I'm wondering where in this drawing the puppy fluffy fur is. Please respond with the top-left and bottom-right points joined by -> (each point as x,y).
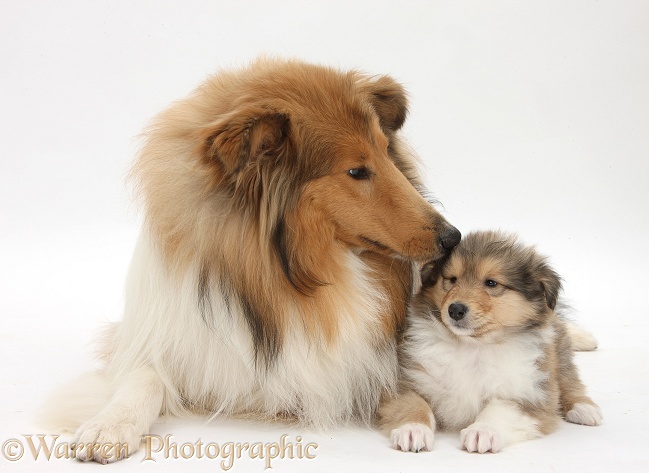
41,58 -> 461,463
379,230 -> 601,454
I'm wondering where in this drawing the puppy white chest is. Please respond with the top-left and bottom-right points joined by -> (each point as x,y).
405,321 -> 551,431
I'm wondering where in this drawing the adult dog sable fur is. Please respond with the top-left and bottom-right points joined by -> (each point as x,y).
42,58 -> 460,462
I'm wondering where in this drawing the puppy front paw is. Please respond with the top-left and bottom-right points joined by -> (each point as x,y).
390,423 -> 434,452
73,417 -> 141,463
460,422 -> 504,453
566,402 -> 603,426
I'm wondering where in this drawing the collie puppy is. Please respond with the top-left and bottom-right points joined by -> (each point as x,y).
379,231 -> 601,454
42,58 -> 461,463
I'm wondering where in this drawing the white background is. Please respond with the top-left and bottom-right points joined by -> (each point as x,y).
1,1 -> 647,472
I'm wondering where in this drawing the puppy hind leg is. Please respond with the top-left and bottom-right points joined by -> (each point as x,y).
460,398 -> 541,454
378,390 -> 435,452
555,322 -> 603,426
559,374 -> 602,426
565,402 -> 603,426
73,366 -> 164,463
557,364 -> 602,426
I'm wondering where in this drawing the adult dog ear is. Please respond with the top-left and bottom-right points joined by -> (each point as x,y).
537,263 -> 562,310
199,110 -> 290,174
365,75 -> 408,132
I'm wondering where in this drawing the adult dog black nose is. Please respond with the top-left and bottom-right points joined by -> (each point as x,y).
439,225 -> 461,250
448,302 -> 468,321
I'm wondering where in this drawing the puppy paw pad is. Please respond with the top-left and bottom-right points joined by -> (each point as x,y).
566,402 -> 603,426
390,423 -> 434,452
460,423 -> 504,453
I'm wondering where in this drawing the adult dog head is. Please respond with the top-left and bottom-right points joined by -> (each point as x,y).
136,59 -> 458,288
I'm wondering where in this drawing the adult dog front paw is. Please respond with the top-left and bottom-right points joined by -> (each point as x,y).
73,416 -> 141,463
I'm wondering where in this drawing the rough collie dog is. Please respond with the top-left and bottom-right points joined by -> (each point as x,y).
42,58 -> 461,462
379,231 -> 601,454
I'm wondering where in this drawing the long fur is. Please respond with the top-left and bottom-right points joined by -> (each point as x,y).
379,231 -> 601,453
40,58 -> 461,463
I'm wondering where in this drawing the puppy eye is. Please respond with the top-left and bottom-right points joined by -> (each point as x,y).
484,279 -> 498,287
347,167 -> 371,180
445,276 -> 457,284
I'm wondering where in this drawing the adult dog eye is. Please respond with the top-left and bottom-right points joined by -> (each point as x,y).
445,277 -> 457,284
347,167 -> 370,180
485,279 -> 498,287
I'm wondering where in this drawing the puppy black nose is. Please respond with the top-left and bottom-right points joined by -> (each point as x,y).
439,225 -> 461,250
448,302 -> 468,321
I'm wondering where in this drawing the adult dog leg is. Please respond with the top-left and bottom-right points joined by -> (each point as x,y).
73,366 -> 163,463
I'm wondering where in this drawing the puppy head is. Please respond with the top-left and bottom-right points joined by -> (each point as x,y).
419,231 -> 561,340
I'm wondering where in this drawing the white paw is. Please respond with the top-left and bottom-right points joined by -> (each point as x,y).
460,422 -> 504,454
390,423 -> 434,452
73,417 -> 141,463
566,402 -> 603,426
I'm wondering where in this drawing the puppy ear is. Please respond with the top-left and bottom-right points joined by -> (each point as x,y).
365,75 -> 408,132
420,256 -> 446,289
537,263 -> 562,310
200,110 -> 290,173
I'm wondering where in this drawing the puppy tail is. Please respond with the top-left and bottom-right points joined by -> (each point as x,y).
565,322 -> 598,351
555,302 -> 598,351
36,370 -> 116,434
